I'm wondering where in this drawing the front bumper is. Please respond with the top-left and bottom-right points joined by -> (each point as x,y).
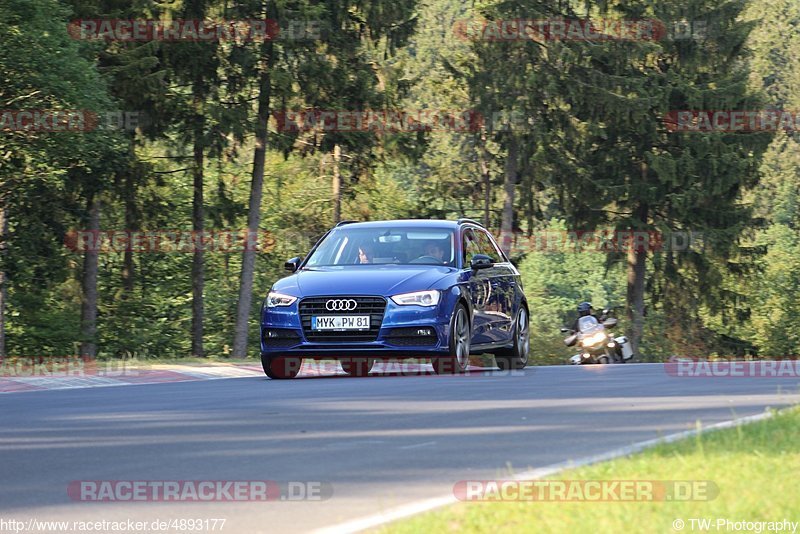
260,296 -> 452,357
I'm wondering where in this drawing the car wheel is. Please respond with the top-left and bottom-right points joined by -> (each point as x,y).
340,358 -> 375,377
261,354 -> 302,379
495,306 -> 530,371
433,304 -> 470,375
598,355 -> 610,365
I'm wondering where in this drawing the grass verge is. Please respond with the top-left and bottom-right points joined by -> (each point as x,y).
384,407 -> 800,533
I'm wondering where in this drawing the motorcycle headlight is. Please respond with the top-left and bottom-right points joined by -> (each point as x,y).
390,290 -> 440,307
581,331 -> 607,347
265,291 -> 297,308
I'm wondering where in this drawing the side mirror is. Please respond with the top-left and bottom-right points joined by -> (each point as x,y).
603,317 -> 618,328
470,254 -> 494,270
560,327 -> 571,333
284,257 -> 302,273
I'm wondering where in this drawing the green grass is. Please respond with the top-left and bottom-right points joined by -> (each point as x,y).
384,408 -> 800,534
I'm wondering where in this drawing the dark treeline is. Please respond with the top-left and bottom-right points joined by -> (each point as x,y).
1,0 -> 799,362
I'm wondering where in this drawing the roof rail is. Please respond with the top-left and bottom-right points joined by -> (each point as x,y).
456,218 -> 484,227
335,220 -> 359,227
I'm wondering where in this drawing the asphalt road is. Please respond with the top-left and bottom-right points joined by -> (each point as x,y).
1,363 -> 798,533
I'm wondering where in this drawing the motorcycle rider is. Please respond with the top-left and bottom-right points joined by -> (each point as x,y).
570,302 -> 623,361
570,301 -> 604,331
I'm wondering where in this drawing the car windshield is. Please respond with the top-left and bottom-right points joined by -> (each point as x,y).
305,227 -> 456,267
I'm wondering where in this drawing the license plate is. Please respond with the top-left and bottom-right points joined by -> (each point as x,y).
311,315 -> 371,331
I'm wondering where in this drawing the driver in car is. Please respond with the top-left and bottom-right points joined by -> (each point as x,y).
420,241 -> 448,264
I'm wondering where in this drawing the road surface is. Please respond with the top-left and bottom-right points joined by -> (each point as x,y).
1,363 -> 798,532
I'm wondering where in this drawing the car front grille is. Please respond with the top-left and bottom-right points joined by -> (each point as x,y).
299,296 -> 387,342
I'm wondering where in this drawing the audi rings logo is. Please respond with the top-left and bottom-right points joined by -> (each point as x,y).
325,299 -> 357,311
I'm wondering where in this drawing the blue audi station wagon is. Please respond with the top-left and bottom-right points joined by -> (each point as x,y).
260,219 -> 530,378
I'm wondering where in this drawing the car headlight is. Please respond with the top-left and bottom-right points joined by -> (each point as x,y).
581,331 -> 607,347
265,291 -> 297,308
390,290 -> 441,307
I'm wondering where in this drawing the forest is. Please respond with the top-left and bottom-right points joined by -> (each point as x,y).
1,0 -> 799,363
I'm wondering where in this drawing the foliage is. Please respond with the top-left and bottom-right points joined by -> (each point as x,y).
516,220 -> 626,363
1,0 -> 798,362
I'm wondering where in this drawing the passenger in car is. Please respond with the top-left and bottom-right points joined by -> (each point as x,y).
358,244 -> 373,264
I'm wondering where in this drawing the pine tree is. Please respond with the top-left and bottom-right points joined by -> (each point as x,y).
231,0 -> 418,358
0,0 -> 125,358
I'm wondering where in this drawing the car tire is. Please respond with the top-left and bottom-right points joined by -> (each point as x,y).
340,358 -> 375,377
598,355 -> 610,365
433,304 -> 471,375
261,354 -> 302,379
495,306 -> 530,371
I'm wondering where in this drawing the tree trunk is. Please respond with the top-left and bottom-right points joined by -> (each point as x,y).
332,144 -> 341,224
232,18 -> 274,358
500,136 -> 518,253
0,203 -> 7,361
80,196 -> 100,358
626,203 -> 648,355
121,171 -> 136,294
477,131 -> 491,228
191,82 -> 205,358
522,153 -> 534,237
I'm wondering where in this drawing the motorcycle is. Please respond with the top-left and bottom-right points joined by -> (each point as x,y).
561,311 -> 633,365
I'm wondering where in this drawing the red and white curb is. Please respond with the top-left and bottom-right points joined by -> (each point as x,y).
0,364 -> 262,394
